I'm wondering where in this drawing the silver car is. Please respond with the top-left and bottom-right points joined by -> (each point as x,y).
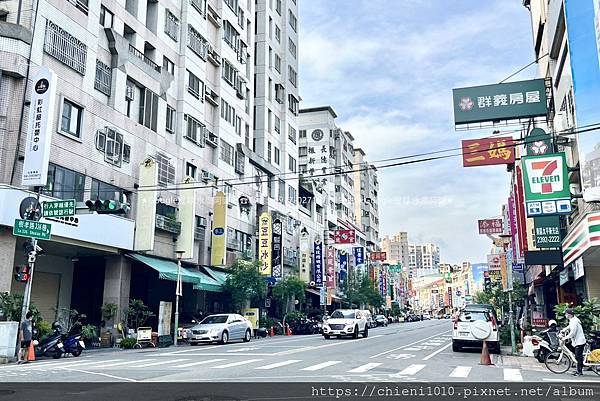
188,314 -> 253,345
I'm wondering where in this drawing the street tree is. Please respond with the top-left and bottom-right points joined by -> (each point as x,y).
342,275 -> 384,310
223,259 -> 267,311
272,275 -> 306,315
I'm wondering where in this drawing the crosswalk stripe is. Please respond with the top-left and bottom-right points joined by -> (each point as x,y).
449,366 -> 472,378
348,363 -> 382,373
174,359 -> 227,368
255,360 -> 302,370
134,359 -> 189,368
503,368 -> 523,382
212,359 -> 263,369
31,359 -> 124,369
92,359 -> 156,369
398,364 -> 426,376
301,361 -> 341,371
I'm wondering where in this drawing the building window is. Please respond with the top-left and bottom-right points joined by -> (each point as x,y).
220,139 -> 234,166
43,163 -> 85,201
288,125 -> 297,144
299,129 -> 306,138
299,146 -> 307,157
275,25 -> 281,43
165,9 -> 180,41
139,88 -> 159,132
188,25 -> 209,59
274,115 -> 281,134
234,150 -> 245,174
299,164 -> 307,173
274,146 -> 280,165
289,10 -> 297,32
288,66 -> 297,87
220,98 -> 236,126
267,141 -> 272,162
223,20 -> 240,52
95,127 -> 129,167
94,60 -> 112,96
156,152 -> 176,187
288,94 -> 299,114
288,155 -> 296,173
162,56 -> 175,75
99,5 -> 114,28
276,0 -> 282,15
191,0 -> 206,15
224,0 -> 239,14
235,116 -> 242,136
186,162 -> 197,179
275,83 -> 284,103
90,179 -> 123,201
222,58 -> 238,86
288,37 -> 296,58
166,105 -> 176,134
184,114 -> 206,146
44,20 -> 87,74
187,70 -> 203,98
274,53 -> 281,73
268,178 -> 275,198
288,185 -> 297,204
60,99 -> 83,139
278,178 -> 285,203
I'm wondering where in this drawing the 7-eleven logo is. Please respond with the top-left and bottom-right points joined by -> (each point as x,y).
529,157 -> 562,194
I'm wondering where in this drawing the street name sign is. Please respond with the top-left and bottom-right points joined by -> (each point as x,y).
13,219 -> 52,240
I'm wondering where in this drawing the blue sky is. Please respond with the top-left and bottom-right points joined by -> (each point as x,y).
298,1 -> 535,264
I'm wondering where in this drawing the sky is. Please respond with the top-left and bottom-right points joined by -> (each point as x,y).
298,0 -> 535,264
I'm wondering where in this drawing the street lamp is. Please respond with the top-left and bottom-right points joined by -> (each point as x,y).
174,250 -> 185,347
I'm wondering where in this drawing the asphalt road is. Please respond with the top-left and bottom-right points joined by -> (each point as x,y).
1,319 -> 600,383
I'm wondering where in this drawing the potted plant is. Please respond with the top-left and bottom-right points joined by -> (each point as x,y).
101,303 -> 118,325
81,324 -> 98,347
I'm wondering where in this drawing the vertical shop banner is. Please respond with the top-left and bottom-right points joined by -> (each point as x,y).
326,246 -> 335,288
565,0 -> 600,201
22,67 -> 57,187
573,257 -> 585,280
134,158 -> 158,251
500,253 -> 509,290
487,254 -> 502,282
176,180 -> 197,259
319,286 -> 326,306
313,240 -> 324,287
353,246 -> 365,278
379,270 -> 385,296
327,288 -> 333,306
271,219 -> 283,281
299,231 -> 311,283
211,192 -> 228,266
515,166 -> 529,260
258,212 -> 272,276
508,194 -> 519,258
448,287 -> 453,308
339,251 -> 348,283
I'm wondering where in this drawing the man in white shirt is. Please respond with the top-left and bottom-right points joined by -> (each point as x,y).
563,308 -> 587,376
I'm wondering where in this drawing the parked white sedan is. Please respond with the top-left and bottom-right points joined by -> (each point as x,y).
188,314 -> 253,345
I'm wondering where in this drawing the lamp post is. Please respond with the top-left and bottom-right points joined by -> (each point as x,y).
174,250 -> 185,347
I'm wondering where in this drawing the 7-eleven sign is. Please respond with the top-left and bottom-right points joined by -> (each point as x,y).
522,153 -> 570,201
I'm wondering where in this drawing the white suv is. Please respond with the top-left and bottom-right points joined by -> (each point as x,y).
322,309 -> 369,339
452,308 -> 500,353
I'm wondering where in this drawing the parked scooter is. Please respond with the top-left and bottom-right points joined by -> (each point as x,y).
33,322 -> 64,359
62,314 -> 86,357
532,320 -> 560,363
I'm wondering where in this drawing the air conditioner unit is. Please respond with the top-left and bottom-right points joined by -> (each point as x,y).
125,86 -> 135,101
201,171 -> 214,182
206,133 -> 218,147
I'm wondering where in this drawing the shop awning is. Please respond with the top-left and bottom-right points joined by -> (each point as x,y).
203,266 -> 229,286
306,288 -> 321,296
127,254 -> 222,292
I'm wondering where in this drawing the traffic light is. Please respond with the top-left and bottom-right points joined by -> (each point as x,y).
14,265 -> 31,283
85,194 -> 130,214
484,277 -> 492,293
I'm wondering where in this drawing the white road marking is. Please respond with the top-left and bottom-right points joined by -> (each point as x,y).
160,345 -> 223,354
212,359 -> 263,369
503,368 -> 523,382
422,343 -> 452,360
398,364 -> 426,376
369,331 -> 451,358
134,358 -> 189,368
301,361 -> 341,371
57,367 -> 137,382
348,363 -> 382,373
92,359 -> 156,369
255,360 -> 302,370
449,366 -> 472,378
29,359 -> 124,369
173,358 -> 226,368
276,335 -> 384,356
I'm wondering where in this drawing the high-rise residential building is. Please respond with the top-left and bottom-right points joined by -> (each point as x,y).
380,232 -> 409,268
354,148 -> 380,252
408,243 -> 440,277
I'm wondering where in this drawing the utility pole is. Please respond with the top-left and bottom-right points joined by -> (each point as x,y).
508,290 -> 517,355
19,187 -> 42,325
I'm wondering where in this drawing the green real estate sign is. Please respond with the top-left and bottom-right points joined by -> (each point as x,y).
42,199 -> 76,218
13,219 -> 52,240
534,216 -> 562,248
452,79 -> 548,125
521,153 -> 572,217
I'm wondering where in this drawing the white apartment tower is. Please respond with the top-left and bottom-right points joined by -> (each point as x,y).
354,148 -> 380,252
381,232 -> 409,268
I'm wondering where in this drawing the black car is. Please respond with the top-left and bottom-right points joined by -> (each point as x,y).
374,315 -> 388,327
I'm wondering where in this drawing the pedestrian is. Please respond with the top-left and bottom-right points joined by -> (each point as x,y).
563,308 -> 586,376
17,311 -> 33,364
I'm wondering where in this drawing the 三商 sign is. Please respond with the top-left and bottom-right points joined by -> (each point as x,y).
522,153 -> 571,217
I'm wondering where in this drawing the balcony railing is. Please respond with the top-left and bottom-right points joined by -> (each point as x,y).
155,214 -> 181,235
128,44 -> 161,73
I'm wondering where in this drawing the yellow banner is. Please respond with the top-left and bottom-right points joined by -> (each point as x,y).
210,191 -> 227,266
500,253 -> 508,290
327,288 -> 333,306
134,158 -> 158,251
258,212 -> 272,276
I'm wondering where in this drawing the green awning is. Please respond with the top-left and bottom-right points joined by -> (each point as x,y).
203,266 -> 229,286
127,254 -> 222,292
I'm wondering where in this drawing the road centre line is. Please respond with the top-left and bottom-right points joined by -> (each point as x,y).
422,343 -> 452,360
275,335 -> 384,356
370,330 -> 451,358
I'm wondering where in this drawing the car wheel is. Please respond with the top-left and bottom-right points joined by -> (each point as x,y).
452,341 -> 461,352
362,326 -> 369,338
323,334 -> 330,339
352,326 -> 359,339
243,329 -> 251,342
220,331 -> 229,345
190,342 -> 198,346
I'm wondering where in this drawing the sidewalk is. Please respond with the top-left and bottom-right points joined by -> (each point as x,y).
493,346 -> 547,372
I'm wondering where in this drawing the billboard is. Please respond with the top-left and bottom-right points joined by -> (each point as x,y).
370,251 -> 387,261
334,229 -> 356,244
565,0 -> 600,201
452,79 -> 548,125
258,212 -> 272,276
210,192 -> 228,266
521,153 -> 571,217
478,218 -> 504,234
462,137 -> 515,167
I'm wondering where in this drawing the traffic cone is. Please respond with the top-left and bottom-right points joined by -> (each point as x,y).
269,326 -> 274,337
27,342 -> 35,362
480,340 -> 492,365
286,325 -> 292,336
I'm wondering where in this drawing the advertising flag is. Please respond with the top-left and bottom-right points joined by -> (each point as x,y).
314,240 -> 324,287
258,213 -> 272,276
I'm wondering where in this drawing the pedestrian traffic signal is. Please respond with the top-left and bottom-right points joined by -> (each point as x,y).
85,194 -> 130,215
14,265 -> 31,283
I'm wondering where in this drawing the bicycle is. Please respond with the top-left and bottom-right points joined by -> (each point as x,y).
544,334 -> 600,375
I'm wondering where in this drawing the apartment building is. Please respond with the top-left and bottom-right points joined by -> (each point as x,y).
353,148 -> 380,252
408,243 -> 440,277
380,232 -> 409,268
0,0 -> 257,326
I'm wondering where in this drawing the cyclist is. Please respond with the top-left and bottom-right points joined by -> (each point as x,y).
562,309 -> 587,376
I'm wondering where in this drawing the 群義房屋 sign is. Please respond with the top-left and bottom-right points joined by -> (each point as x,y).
478,218 -> 503,235
522,153 -> 571,217
22,67 -> 57,187
462,137 -> 515,167
452,79 -> 548,125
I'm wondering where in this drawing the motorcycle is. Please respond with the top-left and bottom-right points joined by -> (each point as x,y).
62,314 -> 86,357
33,322 -> 64,359
532,322 -> 560,363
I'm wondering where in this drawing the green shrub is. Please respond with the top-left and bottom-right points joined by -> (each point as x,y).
35,321 -> 52,339
81,325 -> 98,341
120,337 -> 137,349
499,325 -> 519,346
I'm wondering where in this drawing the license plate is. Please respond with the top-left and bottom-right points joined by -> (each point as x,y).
195,335 -> 202,339
459,332 -> 469,337
79,340 -> 85,348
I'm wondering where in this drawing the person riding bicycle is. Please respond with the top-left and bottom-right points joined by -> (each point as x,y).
562,309 -> 587,376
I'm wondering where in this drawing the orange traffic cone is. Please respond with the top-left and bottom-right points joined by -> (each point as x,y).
27,342 -> 35,361
286,325 -> 292,336
269,326 -> 274,337
480,340 -> 492,365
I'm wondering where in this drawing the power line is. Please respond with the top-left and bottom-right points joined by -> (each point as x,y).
499,53 -> 549,83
